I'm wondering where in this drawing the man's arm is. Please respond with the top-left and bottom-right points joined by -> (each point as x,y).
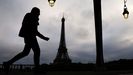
36,31 -> 49,41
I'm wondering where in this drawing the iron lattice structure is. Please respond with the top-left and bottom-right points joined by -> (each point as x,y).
54,16 -> 71,64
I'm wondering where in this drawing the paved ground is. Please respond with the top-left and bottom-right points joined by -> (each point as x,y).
1,71 -> 133,75
119,73 -> 133,75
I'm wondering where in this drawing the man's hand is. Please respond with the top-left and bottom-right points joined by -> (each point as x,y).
36,31 -> 50,41
44,37 -> 49,41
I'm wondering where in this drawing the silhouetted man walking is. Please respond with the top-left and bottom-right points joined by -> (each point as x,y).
3,7 -> 49,70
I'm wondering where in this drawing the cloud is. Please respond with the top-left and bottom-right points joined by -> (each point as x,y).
0,0 -> 133,64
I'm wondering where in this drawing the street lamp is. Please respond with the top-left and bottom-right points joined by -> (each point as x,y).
123,7 -> 129,19
48,0 -> 56,7
123,0 -> 129,19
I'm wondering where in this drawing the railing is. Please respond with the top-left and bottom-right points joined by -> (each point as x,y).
0,64 -> 35,72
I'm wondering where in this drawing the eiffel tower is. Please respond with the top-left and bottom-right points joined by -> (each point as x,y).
53,16 -> 71,64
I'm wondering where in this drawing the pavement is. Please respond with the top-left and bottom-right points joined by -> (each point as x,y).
0,71 -> 133,75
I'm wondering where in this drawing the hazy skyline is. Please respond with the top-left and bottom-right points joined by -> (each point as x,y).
0,0 -> 133,64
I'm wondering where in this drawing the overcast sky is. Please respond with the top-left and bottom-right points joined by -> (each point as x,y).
0,0 -> 133,64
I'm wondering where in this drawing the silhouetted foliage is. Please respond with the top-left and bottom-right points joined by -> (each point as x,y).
105,59 -> 133,70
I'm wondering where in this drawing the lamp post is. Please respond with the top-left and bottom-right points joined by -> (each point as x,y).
48,0 -> 104,67
123,0 -> 129,19
93,0 -> 104,67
